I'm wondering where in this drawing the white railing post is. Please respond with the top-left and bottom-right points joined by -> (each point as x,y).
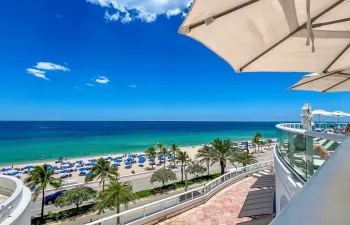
161,202 -> 164,210
191,191 -> 194,200
121,215 -> 123,225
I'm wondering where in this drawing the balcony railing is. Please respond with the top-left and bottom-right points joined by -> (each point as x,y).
276,123 -> 346,181
85,160 -> 273,225
272,124 -> 350,225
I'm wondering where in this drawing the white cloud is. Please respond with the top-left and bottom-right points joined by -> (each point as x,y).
75,87 -> 83,91
35,62 -> 70,72
87,0 -> 192,23
86,83 -> 95,86
27,68 -> 49,80
96,76 -> 110,84
129,85 -> 136,88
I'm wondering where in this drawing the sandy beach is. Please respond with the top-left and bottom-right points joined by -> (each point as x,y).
0,145 -> 203,186
1,140 -> 275,188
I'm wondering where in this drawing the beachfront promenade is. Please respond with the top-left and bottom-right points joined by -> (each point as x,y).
42,151 -> 273,224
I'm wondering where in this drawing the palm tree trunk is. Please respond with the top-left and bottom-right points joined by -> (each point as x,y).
41,189 -> 45,220
116,203 -> 121,225
220,160 -> 225,175
102,179 -> 105,192
181,162 -> 184,182
184,166 -> 188,191
163,161 -> 165,169
207,162 -> 210,176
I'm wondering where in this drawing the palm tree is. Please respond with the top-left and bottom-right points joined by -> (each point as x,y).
253,132 -> 263,152
145,146 -> 157,170
175,150 -> 191,182
159,147 -> 169,169
169,143 -> 180,166
195,145 -> 211,175
156,142 -> 164,152
235,151 -> 258,166
197,138 -> 237,175
266,138 -> 273,150
85,158 -> 119,192
94,180 -> 138,225
24,164 -> 62,220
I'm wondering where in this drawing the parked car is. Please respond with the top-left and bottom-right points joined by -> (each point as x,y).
44,190 -> 66,205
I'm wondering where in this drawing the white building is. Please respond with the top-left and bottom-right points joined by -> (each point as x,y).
0,175 -> 31,225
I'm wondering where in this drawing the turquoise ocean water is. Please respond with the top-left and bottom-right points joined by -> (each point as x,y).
0,121 -> 278,165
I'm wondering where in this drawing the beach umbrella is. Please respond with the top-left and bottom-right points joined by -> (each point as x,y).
127,157 -> 133,161
138,154 -> 145,157
66,164 -> 74,169
138,159 -> 145,163
159,157 -> 165,161
179,1 -> 350,77
125,161 -> 132,165
59,170 -> 70,174
114,158 -> 122,163
2,168 -> 11,172
104,157 -> 111,161
23,166 -> 33,170
79,167 -> 89,171
85,173 -> 93,177
116,156 -> 123,159
111,163 -> 120,167
76,160 -> 83,163
85,163 -> 93,167
90,159 -> 97,163
61,162 -> 69,165
289,71 -> 350,93
301,102 -> 314,131
49,166 -> 58,171
10,171 -> 21,176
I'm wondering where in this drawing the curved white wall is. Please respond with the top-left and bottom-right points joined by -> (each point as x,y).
273,145 -> 304,214
0,175 -> 31,225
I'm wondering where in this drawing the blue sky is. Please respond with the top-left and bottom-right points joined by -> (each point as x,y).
0,0 -> 350,121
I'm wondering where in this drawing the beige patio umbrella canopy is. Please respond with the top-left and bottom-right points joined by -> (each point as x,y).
179,0 -> 350,74
288,70 -> 350,92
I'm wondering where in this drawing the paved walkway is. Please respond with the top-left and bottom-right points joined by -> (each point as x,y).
159,177 -> 257,225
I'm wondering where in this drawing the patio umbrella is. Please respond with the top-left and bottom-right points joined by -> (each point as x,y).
90,159 -> 97,163
125,161 -> 132,165
111,163 -> 120,167
179,1 -> 350,74
138,153 -> 145,157
76,160 -> 83,163
66,164 -> 74,169
59,170 -> 70,174
312,109 -> 330,127
301,102 -> 314,130
138,159 -> 145,163
289,71 -> 350,92
23,165 -> 33,170
127,157 -> 133,161
2,168 -> 11,172
61,162 -> 69,165
328,111 -> 350,132
85,163 -> 93,167
79,167 -> 89,171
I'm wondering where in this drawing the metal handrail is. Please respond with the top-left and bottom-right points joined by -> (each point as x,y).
276,123 -> 347,142
85,160 -> 273,225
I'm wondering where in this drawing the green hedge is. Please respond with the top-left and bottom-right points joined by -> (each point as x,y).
31,172 -> 222,224
32,204 -> 95,225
